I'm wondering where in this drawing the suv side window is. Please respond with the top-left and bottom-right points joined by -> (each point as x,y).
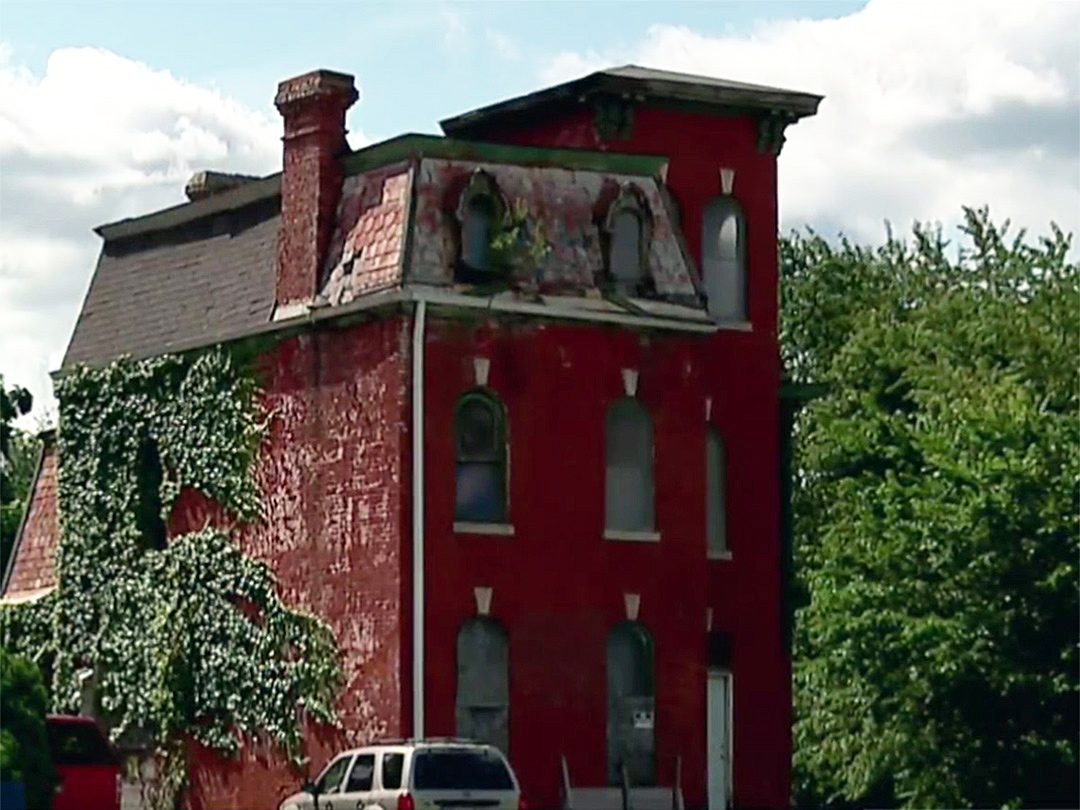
345,754 -> 375,792
317,755 -> 352,795
382,752 -> 404,789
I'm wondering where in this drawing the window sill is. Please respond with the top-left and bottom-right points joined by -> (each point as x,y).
604,529 -> 661,543
453,522 -> 515,536
715,319 -> 752,332
707,550 -> 733,561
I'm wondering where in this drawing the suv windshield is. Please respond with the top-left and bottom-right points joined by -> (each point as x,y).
412,749 -> 514,790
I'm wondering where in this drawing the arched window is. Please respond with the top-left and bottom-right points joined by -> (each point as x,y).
605,398 -> 654,532
456,170 -> 504,281
610,210 -> 643,293
706,426 -> 728,557
605,185 -> 652,297
702,196 -> 746,321
455,391 -> 507,523
606,622 -> 656,785
456,617 -> 509,753
462,195 -> 495,272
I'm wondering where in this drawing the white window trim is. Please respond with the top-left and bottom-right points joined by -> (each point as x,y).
604,528 -> 661,543
453,522 -> 515,536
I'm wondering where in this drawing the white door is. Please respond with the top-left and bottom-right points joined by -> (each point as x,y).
707,670 -> 732,809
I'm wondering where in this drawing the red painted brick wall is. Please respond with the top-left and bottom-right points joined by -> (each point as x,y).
176,317 -> 412,809
419,316 -> 782,809
439,104 -> 788,809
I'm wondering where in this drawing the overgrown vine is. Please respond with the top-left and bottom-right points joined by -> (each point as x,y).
1,348 -> 341,804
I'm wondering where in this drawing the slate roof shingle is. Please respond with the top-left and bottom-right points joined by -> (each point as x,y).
62,198 -> 279,370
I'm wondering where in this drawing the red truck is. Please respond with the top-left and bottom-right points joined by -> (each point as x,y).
46,715 -> 121,810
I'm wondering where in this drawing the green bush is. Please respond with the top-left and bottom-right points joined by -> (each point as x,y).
1,645 -> 56,808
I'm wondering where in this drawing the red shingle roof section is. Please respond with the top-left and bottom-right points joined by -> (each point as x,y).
2,444 -> 59,603
320,163 -> 411,305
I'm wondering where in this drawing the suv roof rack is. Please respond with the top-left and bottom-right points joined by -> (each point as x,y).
372,736 -> 481,746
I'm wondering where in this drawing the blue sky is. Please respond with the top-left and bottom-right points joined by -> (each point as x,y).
1,0 -> 1076,424
3,1 -> 866,139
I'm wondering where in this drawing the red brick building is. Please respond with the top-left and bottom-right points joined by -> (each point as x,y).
2,67 -> 820,809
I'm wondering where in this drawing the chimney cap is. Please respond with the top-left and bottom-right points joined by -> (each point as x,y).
185,171 -> 261,202
275,69 -> 358,111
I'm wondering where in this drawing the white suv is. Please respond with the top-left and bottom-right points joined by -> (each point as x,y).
278,739 -> 524,810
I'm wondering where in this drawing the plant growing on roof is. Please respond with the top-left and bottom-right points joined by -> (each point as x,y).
0,348 -> 342,808
488,197 -> 552,277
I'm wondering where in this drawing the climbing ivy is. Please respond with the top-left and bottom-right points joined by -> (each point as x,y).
1,348 -> 341,798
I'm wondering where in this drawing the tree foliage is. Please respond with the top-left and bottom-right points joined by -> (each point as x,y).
1,380 -> 35,576
783,208 -> 1078,809
0,645 -> 57,808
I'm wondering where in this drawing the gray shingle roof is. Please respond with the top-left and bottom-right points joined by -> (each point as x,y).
441,63 -> 823,135
62,198 -> 279,369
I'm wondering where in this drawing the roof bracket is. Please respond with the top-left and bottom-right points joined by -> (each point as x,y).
756,110 -> 798,156
592,97 -> 634,143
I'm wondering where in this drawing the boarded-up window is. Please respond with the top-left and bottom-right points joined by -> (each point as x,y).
605,398 -> 654,532
610,210 -> 643,294
463,196 -> 495,272
706,427 -> 728,556
456,618 -> 509,754
702,197 -> 746,321
607,622 -> 655,785
455,392 -> 506,523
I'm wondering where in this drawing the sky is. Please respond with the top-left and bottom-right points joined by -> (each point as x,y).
1,0 -> 1078,427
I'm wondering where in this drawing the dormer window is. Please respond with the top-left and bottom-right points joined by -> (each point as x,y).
604,185 -> 652,297
456,171 -> 505,281
463,195 -> 496,271
610,210 -> 643,291
702,196 -> 746,321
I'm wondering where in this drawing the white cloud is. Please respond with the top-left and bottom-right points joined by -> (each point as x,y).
0,46 -> 282,427
543,0 -> 1080,247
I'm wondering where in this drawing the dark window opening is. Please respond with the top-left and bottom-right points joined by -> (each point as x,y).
706,427 -> 728,556
345,754 -> 375,792
610,210 -> 644,294
381,753 -> 404,789
605,398 -> 654,532
316,755 -> 352,795
46,720 -> 118,766
462,195 -> 496,273
454,392 -> 507,523
136,436 -> 166,550
606,622 -> 656,785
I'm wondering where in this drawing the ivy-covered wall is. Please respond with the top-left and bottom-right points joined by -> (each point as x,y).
2,347 -> 344,805
1,320 -> 413,807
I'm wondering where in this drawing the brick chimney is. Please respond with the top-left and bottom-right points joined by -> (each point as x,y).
274,69 -> 358,312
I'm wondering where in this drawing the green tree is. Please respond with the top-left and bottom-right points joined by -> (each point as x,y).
1,645 -> 57,807
1,380 -> 35,576
782,208 -> 1079,809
